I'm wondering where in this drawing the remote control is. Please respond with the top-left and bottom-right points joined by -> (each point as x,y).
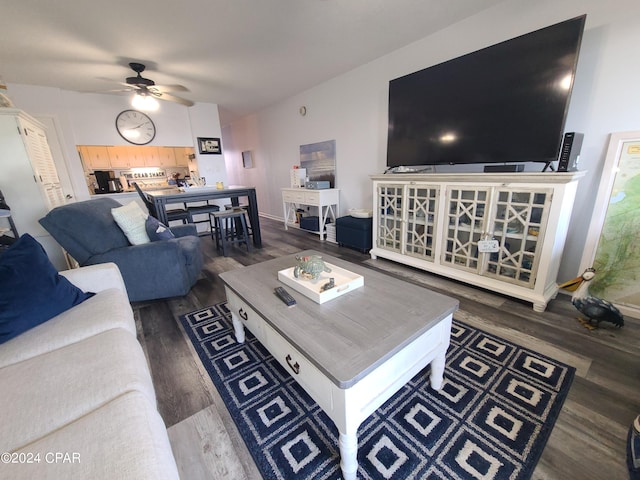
274,286 -> 296,306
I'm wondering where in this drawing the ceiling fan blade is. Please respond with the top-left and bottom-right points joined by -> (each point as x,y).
117,82 -> 140,90
150,84 -> 189,93
155,92 -> 194,107
82,82 -> 135,94
104,88 -> 134,93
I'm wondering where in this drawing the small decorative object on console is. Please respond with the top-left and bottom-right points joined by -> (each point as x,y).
320,278 -> 335,291
290,167 -> 307,188
293,254 -> 331,280
305,180 -> 330,190
348,208 -> 373,218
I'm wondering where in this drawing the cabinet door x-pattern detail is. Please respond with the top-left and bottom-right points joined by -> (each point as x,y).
486,189 -> 551,286
406,186 -> 439,260
443,188 -> 489,271
377,184 -> 404,252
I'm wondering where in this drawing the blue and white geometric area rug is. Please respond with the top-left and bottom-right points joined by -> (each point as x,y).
179,303 -> 575,480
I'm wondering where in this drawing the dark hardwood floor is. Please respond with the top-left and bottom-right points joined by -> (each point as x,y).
134,217 -> 640,480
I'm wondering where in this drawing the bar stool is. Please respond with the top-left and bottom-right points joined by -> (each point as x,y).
210,208 -> 252,256
224,203 -> 252,237
186,202 -> 220,236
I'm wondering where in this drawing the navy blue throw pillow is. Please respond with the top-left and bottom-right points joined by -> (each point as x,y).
0,234 -> 95,344
145,216 -> 175,241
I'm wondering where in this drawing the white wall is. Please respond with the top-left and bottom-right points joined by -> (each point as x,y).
222,0 -> 640,283
188,104 -> 228,191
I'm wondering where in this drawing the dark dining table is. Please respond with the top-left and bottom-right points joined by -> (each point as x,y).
146,185 -> 262,247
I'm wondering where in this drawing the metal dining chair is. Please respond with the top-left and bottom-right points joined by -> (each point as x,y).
132,182 -> 191,224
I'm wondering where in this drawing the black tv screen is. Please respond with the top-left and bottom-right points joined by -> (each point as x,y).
386,15 -> 586,168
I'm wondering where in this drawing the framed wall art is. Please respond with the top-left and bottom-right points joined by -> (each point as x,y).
242,150 -> 253,169
197,137 -> 222,155
300,140 -> 336,187
580,130 -> 640,316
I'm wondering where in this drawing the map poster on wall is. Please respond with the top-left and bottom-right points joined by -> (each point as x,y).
300,140 -> 336,187
590,140 -> 640,308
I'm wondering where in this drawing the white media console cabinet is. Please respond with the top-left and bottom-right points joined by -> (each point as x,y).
370,172 -> 584,311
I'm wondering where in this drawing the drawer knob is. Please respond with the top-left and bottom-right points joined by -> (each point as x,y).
239,308 -> 248,321
285,354 -> 300,375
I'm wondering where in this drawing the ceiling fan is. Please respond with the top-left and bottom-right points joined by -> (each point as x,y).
115,62 -> 194,108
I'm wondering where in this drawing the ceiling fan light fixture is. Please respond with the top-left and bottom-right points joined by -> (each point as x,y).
132,92 -> 159,111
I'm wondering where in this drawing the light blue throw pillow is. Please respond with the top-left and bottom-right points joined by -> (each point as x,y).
145,216 -> 175,241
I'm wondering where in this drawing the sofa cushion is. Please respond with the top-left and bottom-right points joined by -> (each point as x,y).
146,216 -> 175,241
6,391 -> 179,480
0,234 -> 94,345
39,197 -> 130,264
112,201 -> 151,245
0,288 -> 134,369
168,223 -> 198,238
0,328 -> 156,453
59,262 -> 128,295
87,236 -> 203,302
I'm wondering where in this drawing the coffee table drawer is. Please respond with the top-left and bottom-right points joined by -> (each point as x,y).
263,323 -> 333,411
225,288 -> 264,343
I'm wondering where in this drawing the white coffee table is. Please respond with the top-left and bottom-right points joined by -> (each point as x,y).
219,251 -> 458,480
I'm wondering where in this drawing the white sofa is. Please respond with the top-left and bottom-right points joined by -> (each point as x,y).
0,263 -> 179,479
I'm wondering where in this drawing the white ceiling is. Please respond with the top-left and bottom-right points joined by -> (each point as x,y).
0,0 -> 503,125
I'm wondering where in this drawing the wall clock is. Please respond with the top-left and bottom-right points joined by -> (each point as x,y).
115,110 -> 156,145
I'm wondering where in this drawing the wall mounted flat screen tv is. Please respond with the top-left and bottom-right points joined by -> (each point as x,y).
386,15 -> 586,169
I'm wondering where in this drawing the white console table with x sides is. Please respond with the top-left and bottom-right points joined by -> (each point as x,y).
282,188 -> 340,240
219,251 -> 458,480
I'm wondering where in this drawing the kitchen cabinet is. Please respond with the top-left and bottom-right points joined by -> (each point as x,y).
78,145 -> 195,170
156,147 -> 177,167
0,108 -> 67,268
106,146 -> 131,168
79,145 -> 111,169
173,147 -> 191,167
371,172 -> 584,311
141,146 -> 160,167
126,146 -> 153,167
107,146 -> 160,168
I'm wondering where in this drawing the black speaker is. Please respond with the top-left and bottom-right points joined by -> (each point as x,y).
557,132 -> 583,172
483,164 -> 525,173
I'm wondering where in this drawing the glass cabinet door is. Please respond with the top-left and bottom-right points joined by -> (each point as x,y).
442,187 -> 490,272
376,184 -> 404,252
406,185 -> 439,261
485,189 -> 551,287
